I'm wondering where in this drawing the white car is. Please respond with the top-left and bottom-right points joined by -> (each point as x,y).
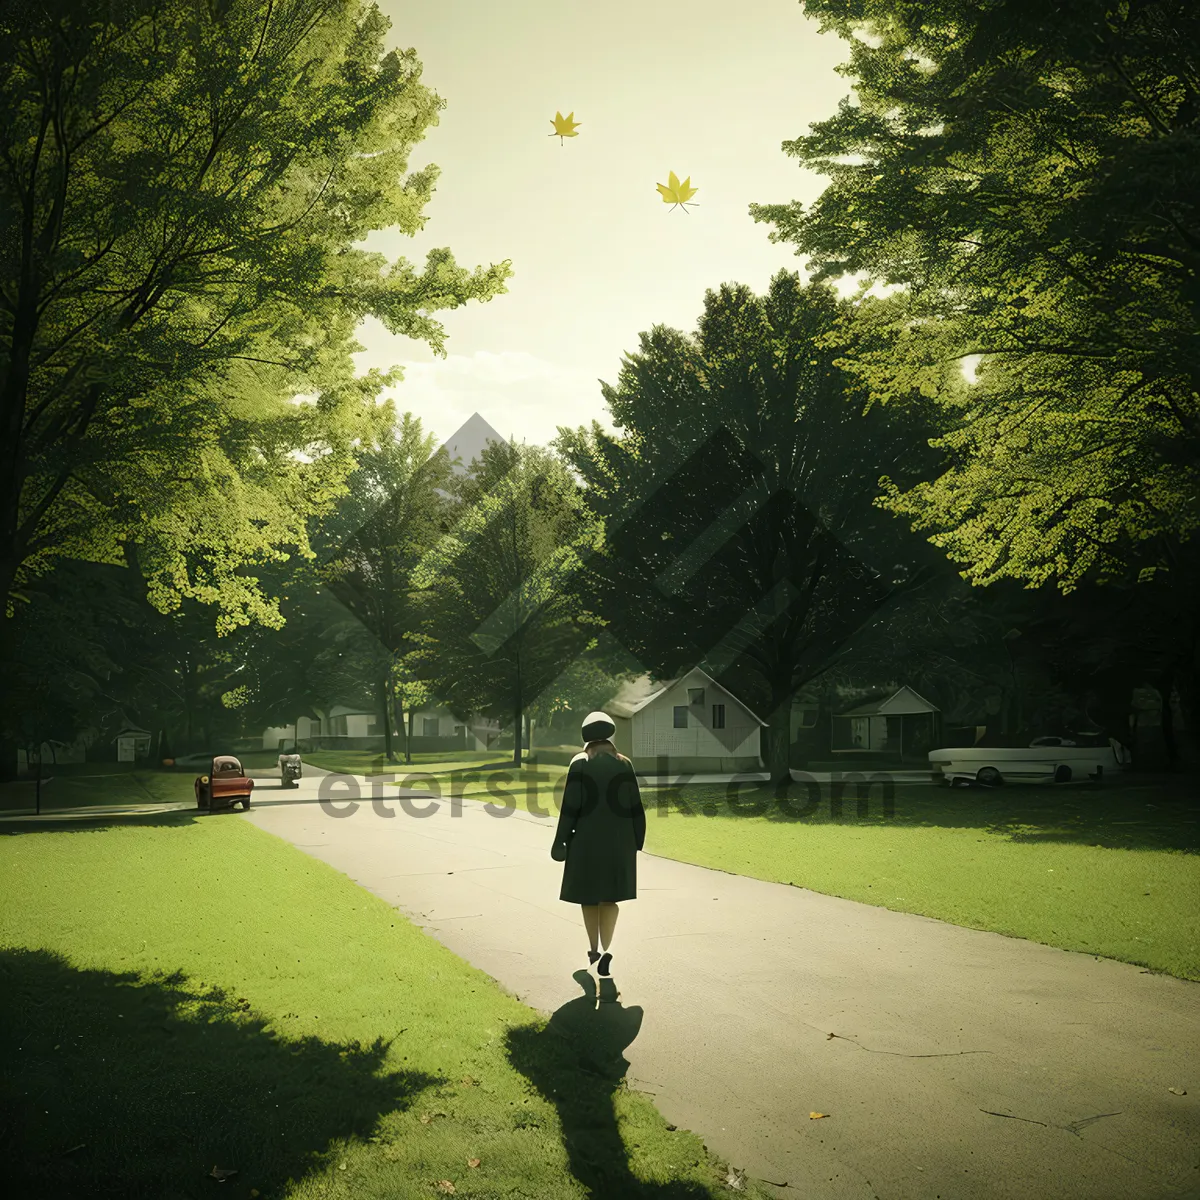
928,737 -> 1131,787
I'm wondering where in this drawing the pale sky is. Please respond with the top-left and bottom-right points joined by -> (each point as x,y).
352,0 -> 858,448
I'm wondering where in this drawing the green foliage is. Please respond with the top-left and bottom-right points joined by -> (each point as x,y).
313,412 -> 460,756
554,271 -> 947,776
411,441 -> 601,756
750,0 -> 1200,588
0,0 -> 511,626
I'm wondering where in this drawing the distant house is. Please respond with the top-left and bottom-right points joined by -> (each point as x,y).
830,686 -> 941,758
604,667 -> 766,773
262,706 -> 379,750
261,703 -> 501,753
114,725 -> 153,763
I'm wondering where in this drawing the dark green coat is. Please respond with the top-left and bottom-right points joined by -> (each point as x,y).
552,750 -> 646,904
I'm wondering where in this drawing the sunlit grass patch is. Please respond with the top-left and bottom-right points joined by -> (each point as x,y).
0,817 -> 759,1199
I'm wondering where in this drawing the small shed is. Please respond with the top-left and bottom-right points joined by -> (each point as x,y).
831,686 -> 941,758
114,726 -> 153,763
604,666 -> 766,773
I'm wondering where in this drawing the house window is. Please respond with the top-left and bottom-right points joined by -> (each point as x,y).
673,706 -> 688,728
330,715 -> 348,736
422,717 -> 439,737
796,706 -> 819,729
688,688 -> 705,705
712,704 -> 726,729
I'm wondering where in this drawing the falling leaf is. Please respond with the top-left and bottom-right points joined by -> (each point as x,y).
420,1115 -> 431,1124
209,1165 -> 238,1181
250,1192 -> 260,1198
549,111 -> 581,144
1168,1087 -> 1187,1095
467,1158 -> 481,1168
724,1166 -> 747,1190
436,1182 -> 456,1195
809,1112 -> 830,1119
656,170 -> 699,213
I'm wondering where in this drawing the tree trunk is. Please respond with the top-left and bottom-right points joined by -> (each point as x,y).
398,698 -> 412,765
512,697 -> 523,767
0,613 -> 18,780
764,698 -> 792,788
1172,660 -> 1199,767
378,675 -> 397,762
182,653 -> 197,752
407,707 -> 415,757
392,694 -> 409,764
1157,670 -> 1179,770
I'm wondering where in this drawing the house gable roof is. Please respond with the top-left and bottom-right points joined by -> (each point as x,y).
839,685 -> 940,717
605,666 -> 768,726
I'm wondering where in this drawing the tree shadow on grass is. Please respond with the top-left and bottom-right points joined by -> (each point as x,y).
506,970 -> 716,1199
652,774 -> 1200,854
0,810 -> 205,836
0,947 -> 438,1199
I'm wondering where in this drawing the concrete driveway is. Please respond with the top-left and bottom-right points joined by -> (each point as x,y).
240,768 -> 1198,1200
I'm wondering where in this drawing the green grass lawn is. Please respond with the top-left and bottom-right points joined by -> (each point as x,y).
372,762 -> 1200,981
0,816 -> 761,1200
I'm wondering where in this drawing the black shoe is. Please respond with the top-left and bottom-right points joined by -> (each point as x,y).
597,952 -> 612,977
588,950 -> 601,967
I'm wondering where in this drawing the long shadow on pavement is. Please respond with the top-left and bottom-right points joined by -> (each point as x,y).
506,969 -> 714,1198
0,947 -> 438,1199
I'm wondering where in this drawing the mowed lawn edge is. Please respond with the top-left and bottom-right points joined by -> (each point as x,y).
0,817 -> 761,1200
335,759 -> 1200,983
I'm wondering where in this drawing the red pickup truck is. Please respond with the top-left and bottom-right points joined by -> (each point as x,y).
195,756 -> 254,811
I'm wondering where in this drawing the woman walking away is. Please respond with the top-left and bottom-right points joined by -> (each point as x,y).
551,711 -> 646,978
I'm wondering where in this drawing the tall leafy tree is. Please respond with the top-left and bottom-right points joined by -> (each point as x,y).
0,0 -> 511,631
750,0 -> 1199,591
218,570 -> 381,749
315,414 -> 459,762
411,441 -> 601,767
555,272 -> 948,784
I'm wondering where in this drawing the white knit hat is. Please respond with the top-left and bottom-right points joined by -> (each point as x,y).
581,710 -> 616,741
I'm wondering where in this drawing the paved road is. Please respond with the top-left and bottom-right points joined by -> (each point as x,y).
240,770 -> 1194,1198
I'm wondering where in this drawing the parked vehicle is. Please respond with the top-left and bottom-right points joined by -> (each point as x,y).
195,756 -> 254,811
278,753 -> 303,788
929,737 -> 1131,787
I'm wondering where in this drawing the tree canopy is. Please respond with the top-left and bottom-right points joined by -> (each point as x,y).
750,0 -> 1200,589
555,271 -> 949,781
314,412 -> 459,760
411,440 -> 601,766
0,0 -> 511,628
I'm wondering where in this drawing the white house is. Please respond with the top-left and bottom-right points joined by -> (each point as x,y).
604,667 -> 766,773
830,686 -> 941,757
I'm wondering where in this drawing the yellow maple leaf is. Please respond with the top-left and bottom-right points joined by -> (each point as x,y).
809,1111 -> 830,1119
656,170 -> 699,213
549,111 -> 581,144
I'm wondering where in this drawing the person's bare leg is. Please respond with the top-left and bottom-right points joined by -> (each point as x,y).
581,905 -> 600,953
598,902 -> 619,951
